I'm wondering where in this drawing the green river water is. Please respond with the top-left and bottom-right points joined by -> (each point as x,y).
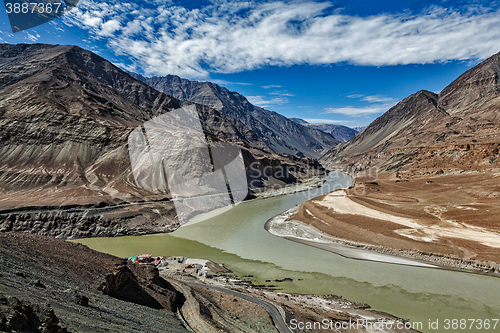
77,173 -> 500,332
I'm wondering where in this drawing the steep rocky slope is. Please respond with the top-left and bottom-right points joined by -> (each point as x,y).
0,232 -> 189,332
321,51 -> 500,176
0,43 -> 325,238
130,73 -> 340,159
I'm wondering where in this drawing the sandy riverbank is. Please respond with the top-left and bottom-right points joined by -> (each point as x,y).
265,207 -> 437,268
266,171 -> 500,275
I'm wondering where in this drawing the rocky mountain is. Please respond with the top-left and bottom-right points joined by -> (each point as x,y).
312,124 -> 357,142
321,51 -> 500,176
290,118 -> 358,142
0,43 -> 325,238
129,73 -> 340,159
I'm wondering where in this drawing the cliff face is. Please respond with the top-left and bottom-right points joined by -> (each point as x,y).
321,51 -> 500,176
0,43 -> 325,238
130,73 -> 340,159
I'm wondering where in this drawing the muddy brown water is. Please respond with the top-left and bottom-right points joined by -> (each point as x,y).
77,173 -> 500,332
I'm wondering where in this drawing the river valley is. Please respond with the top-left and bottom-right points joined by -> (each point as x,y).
77,173 -> 500,332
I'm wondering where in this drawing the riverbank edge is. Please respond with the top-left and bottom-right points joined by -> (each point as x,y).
264,188 -> 500,277
160,257 -> 421,333
0,175 -> 328,240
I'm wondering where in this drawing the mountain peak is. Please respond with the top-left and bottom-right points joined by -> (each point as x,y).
438,51 -> 500,115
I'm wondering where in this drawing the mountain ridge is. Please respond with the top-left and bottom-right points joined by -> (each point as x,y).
289,118 -> 359,142
129,72 -> 340,159
321,50 -> 500,176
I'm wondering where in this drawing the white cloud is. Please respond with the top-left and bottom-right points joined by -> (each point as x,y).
262,85 -> 282,89
207,79 -> 253,86
303,118 -> 352,124
63,0 -> 500,78
348,94 -> 397,103
247,95 -> 288,107
113,61 -> 137,72
81,14 -> 103,28
25,32 -> 38,41
99,19 -> 121,36
333,93 -> 398,116
269,91 -> 295,96
362,95 -> 397,103
324,106 -> 390,116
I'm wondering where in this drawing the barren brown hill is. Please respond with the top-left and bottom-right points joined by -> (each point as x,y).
321,51 -> 500,176
0,43 -> 324,238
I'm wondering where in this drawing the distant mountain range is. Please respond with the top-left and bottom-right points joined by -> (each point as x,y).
289,118 -> 360,142
321,51 -> 500,176
351,126 -> 367,133
129,73 -> 340,159
0,43 -> 326,238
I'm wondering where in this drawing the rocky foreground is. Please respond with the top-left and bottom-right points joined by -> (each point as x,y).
0,232 -> 188,332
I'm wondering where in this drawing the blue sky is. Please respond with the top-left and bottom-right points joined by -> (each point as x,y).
1,0 -> 500,127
